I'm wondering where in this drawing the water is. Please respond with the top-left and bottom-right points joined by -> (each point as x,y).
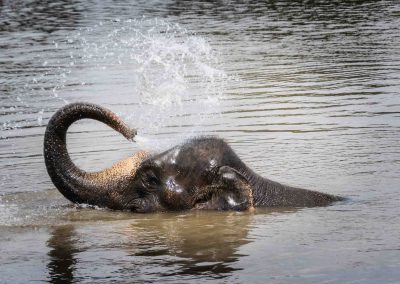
1,0 -> 400,283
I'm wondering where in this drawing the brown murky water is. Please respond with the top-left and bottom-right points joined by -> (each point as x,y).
1,1 -> 400,283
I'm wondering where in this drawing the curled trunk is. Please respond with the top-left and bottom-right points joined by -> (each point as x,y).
43,102 -> 145,209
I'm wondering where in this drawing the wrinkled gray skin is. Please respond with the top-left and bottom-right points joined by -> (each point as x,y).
44,103 -> 343,212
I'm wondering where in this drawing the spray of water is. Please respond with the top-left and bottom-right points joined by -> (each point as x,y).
3,18 -> 233,151
68,18 -> 231,150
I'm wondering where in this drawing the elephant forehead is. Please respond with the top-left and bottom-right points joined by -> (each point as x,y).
169,148 -> 181,164
93,150 -> 151,182
158,148 -> 181,165
127,150 -> 151,174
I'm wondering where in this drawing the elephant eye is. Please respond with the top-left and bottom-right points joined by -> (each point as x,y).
142,170 -> 160,187
136,187 -> 147,198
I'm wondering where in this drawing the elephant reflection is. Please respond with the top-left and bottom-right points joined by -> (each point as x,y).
46,211 -> 253,281
47,225 -> 79,284
46,208 -> 299,281
124,211 -> 253,261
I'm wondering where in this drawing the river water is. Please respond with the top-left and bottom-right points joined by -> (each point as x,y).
1,1 -> 400,283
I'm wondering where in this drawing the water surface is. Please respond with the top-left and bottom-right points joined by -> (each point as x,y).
1,1 -> 400,283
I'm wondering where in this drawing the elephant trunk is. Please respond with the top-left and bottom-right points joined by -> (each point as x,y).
241,168 -> 343,207
43,102 -> 139,209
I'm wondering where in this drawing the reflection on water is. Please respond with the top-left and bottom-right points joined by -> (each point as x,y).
47,225 -> 78,284
1,0 -> 400,283
125,212 -> 251,273
45,211 -> 256,282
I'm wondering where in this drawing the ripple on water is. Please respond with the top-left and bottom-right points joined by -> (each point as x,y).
1,0 -> 400,283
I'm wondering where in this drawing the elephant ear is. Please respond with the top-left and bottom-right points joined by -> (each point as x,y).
193,166 -> 254,211
216,166 -> 254,210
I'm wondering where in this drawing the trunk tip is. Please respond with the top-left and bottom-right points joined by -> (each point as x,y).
126,128 -> 137,141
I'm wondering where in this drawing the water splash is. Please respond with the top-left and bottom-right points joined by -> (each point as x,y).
133,135 -> 153,152
2,18 -> 232,146
65,18 -> 231,150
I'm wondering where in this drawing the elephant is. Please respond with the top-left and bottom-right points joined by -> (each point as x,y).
44,102 -> 343,212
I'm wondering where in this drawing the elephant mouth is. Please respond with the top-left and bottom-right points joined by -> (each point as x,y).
191,184 -> 253,211
190,187 -> 225,210
193,201 -> 211,210
192,197 -> 214,210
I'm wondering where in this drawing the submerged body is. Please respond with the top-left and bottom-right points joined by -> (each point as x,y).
44,103 -> 343,212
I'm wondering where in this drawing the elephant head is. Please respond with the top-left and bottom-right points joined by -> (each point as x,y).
44,103 -> 253,212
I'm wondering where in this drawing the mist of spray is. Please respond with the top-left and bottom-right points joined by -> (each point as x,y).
3,18 -> 234,151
